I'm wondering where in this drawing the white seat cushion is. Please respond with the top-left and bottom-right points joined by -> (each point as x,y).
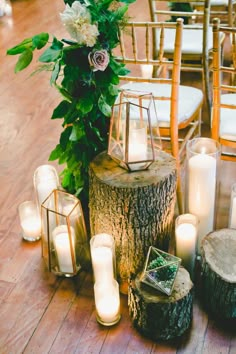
218,94 -> 236,141
120,82 -> 203,127
160,26 -> 224,56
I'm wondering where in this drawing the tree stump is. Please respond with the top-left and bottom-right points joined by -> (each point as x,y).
89,151 -> 177,292
128,267 -> 193,340
201,228 -> 236,318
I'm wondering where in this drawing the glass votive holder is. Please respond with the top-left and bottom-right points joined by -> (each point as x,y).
94,279 -> 121,326
18,201 -> 41,242
229,183 -> 236,228
175,213 -> 198,279
90,233 -> 116,284
41,189 -> 87,277
185,137 -> 220,255
33,164 -> 59,207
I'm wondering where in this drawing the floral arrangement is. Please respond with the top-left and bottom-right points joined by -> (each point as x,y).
7,0 -> 134,206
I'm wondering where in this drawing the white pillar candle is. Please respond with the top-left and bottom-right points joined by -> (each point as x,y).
188,153 -> 216,254
175,215 -> 197,278
94,280 -> 120,326
127,127 -> 147,170
91,246 -> 114,283
52,225 -> 75,274
36,180 -> 58,206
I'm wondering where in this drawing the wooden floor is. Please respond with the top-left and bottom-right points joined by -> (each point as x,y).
0,0 -> 236,353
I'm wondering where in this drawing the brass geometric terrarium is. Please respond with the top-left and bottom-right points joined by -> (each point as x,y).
108,89 -> 162,172
141,246 -> 181,296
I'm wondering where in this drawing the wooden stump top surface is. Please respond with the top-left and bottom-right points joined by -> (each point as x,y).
202,228 -> 236,283
90,151 -> 176,188
134,267 -> 193,303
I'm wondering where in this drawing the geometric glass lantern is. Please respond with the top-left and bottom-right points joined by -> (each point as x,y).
108,89 -> 162,172
41,189 -> 87,277
140,246 -> 181,296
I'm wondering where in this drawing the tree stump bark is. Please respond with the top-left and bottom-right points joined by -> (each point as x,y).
89,151 -> 177,292
128,267 -> 193,340
201,228 -> 236,318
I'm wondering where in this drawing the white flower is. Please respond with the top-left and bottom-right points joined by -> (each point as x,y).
88,50 -> 110,71
60,1 -> 99,47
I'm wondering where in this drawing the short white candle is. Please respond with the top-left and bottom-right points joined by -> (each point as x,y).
21,216 -> 41,241
229,196 -> 236,229
91,246 -> 114,283
52,225 -> 75,274
175,222 -> 197,277
188,153 -> 216,254
94,280 -> 120,325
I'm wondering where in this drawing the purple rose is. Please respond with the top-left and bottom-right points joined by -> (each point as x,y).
88,49 -> 109,72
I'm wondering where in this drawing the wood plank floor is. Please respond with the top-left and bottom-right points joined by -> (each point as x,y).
0,0 -> 235,353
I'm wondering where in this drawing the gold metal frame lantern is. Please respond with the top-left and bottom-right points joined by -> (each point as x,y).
108,90 -> 162,172
41,189 -> 87,277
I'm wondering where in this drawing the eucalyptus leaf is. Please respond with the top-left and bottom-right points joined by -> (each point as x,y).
98,96 -> 112,117
76,97 -> 93,115
39,47 -> 62,63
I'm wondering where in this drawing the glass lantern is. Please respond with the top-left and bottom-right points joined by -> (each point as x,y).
185,138 -> 220,255
108,90 -> 162,172
41,189 -> 87,277
140,246 -> 181,296
33,164 -> 59,207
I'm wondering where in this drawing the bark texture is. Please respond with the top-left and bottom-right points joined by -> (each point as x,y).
128,267 -> 193,340
89,151 -> 177,287
201,228 -> 236,318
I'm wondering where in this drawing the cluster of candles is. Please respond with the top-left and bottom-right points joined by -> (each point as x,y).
90,233 -> 121,326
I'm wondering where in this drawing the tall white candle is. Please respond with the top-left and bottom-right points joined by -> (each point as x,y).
175,222 -> 197,278
37,180 -> 58,206
52,225 -> 75,274
91,246 -> 114,283
94,280 -> 120,326
188,153 -> 216,254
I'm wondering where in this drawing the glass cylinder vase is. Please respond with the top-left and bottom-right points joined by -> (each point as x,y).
18,201 -> 41,241
175,213 -> 198,279
228,182 -> 236,228
90,233 -> 116,284
33,164 -> 59,207
41,189 -> 87,277
94,279 -> 121,326
185,137 -> 220,255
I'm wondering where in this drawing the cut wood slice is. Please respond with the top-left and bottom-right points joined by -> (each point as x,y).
89,151 -> 177,292
201,228 -> 236,318
128,267 -> 194,340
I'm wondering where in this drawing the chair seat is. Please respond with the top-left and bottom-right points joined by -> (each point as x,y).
210,0 -> 236,5
218,94 -> 236,141
120,82 -> 203,127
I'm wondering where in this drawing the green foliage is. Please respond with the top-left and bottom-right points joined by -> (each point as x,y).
7,0 -> 132,201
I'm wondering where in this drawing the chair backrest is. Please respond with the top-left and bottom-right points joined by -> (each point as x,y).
193,0 -> 235,27
115,19 -> 183,137
212,18 -> 236,159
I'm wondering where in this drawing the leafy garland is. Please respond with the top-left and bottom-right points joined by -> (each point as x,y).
7,0 -> 135,204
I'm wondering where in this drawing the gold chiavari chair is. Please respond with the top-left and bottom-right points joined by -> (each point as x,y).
211,18 -> 236,160
148,0 -> 225,122
115,19 -> 203,213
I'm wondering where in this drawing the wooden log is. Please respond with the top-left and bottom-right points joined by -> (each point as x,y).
89,151 -> 177,291
201,228 -> 236,318
128,267 -> 194,341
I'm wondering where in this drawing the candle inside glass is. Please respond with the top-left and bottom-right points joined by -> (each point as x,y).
229,183 -> 236,228
18,201 -> 41,241
188,153 -> 216,254
175,214 -> 198,279
127,126 -> 147,171
94,279 -> 121,326
52,225 -> 76,275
